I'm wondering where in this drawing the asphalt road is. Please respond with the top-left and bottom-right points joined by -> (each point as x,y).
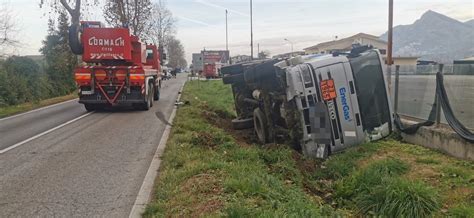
394,75 -> 474,129
0,74 -> 186,217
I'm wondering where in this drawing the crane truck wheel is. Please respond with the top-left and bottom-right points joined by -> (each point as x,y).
253,108 -> 269,144
143,83 -> 153,110
154,82 -> 160,101
149,84 -> 154,107
84,104 -> 95,112
68,25 -> 84,55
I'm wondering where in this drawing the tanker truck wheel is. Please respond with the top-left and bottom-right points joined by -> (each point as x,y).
232,117 -> 254,130
253,108 -> 269,144
68,25 -> 84,55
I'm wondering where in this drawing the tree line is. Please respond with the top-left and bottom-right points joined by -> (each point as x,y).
0,0 -> 186,107
0,9 -> 76,107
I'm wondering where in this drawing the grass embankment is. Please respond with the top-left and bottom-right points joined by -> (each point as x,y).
0,93 -> 77,118
144,80 -> 474,217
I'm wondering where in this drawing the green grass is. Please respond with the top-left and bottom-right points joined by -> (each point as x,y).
144,80 -> 474,217
355,178 -> 440,217
0,93 -> 77,118
144,80 -> 337,217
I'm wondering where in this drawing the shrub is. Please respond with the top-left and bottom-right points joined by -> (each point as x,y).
334,158 -> 410,199
355,178 -> 440,217
314,142 -> 380,180
448,204 -> 474,217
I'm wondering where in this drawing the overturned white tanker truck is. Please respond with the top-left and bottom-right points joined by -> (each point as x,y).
222,48 -> 394,158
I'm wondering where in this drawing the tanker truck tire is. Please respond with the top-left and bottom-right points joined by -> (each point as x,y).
232,118 -> 254,130
253,108 -> 269,144
68,25 -> 83,55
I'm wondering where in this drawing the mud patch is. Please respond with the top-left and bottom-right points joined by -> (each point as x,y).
290,151 -> 336,204
201,108 -> 256,147
191,131 -> 219,148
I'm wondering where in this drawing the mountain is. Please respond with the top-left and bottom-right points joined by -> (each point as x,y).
380,10 -> 474,63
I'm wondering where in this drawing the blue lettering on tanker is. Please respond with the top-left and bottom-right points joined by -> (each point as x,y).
339,87 -> 351,121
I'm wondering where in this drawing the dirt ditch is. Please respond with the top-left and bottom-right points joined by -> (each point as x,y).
201,107 -> 256,147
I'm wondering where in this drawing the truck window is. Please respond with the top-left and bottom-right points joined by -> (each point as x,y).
350,51 -> 391,131
146,49 -> 154,59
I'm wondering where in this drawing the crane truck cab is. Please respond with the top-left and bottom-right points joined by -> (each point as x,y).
222,49 -> 394,159
69,21 -> 162,111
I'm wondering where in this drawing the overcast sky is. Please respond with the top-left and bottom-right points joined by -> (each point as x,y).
3,0 -> 473,63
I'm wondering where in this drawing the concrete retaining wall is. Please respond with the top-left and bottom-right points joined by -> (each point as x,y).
401,119 -> 474,161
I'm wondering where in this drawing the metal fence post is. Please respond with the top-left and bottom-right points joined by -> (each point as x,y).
394,65 -> 400,114
435,64 -> 444,126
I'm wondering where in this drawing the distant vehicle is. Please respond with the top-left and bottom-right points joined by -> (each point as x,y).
203,63 -> 218,78
70,21 -> 162,111
222,49 -> 394,158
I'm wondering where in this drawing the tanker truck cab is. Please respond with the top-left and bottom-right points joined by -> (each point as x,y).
284,50 -> 394,158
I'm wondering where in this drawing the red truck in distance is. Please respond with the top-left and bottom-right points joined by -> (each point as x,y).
70,21 -> 162,111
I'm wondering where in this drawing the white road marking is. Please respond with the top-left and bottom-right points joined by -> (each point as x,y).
0,112 -> 94,154
129,82 -> 186,218
0,98 -> 78,122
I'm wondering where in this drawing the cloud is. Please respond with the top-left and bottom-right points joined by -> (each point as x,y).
194,0 -> 250,17
176,15 -> 213,27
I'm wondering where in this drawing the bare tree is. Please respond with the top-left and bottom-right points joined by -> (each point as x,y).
40,0 -> 83,25
103,0 -> 152,38
167,36 -> 187,69
258,50 -> 271,59
0,4 -> 19,57
149,0 -> 176,48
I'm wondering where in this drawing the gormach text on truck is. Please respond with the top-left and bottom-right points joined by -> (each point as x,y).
69,21 -> 162,111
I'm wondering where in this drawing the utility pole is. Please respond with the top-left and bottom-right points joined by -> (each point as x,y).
387,0 -> 394,91
225,9 -> 229,52
250,0 -> 254,60
257,43 -> 260,58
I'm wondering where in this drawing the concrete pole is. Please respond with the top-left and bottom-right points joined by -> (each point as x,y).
226,9 -> 228,52
257,43 -> 260,58
387,0 -> 394,92
394,65 -> 400,114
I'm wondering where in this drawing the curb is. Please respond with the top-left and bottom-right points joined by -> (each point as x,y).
129,81 -> 186,218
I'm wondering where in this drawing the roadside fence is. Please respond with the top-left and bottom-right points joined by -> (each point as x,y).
390,64 -> 474,142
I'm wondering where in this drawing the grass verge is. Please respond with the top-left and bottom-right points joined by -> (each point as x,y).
0,93 -> 77,118
145,80 -> 474,217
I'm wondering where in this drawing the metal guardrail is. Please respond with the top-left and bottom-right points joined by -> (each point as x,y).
391,64 -> 474,131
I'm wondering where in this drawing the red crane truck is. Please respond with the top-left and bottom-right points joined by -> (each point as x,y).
69,21 -> 162,111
